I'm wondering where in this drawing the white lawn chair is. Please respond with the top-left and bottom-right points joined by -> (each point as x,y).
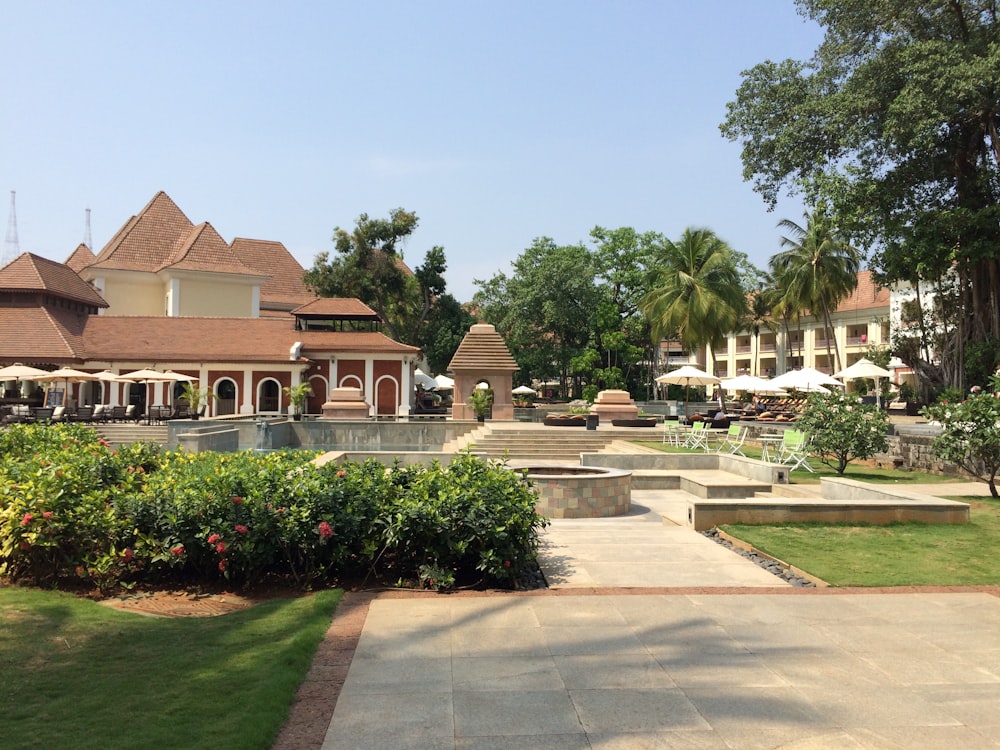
775,429 -> 814,472
715,424 -> 748,457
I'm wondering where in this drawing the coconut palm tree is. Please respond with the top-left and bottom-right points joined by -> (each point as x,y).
640,228 -> 747,374
771,208 -> 861,373
747,281 -> 780,376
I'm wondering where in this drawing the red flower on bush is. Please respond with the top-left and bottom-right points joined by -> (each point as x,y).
170,545 -> 185,556
42,511 -> 54,519
234,524 -> 249,535
20,513 -> 33,527
216,541 -> 227,553
122,548 -> 135,563
207,533 -> 221,544
218,559 -> 227,572
336,470 -> 345,478
231,495 -> 244,505
318,521 -> 333,539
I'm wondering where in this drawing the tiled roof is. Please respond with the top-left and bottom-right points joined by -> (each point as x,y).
90,191 -> 195,273
159,222 -> 263,278
0,306 -> 89,362
293,298 -> 380,318
448,323 -> 518,371
65,244 -> 97,273
834,271 -> 890,313
231,238 -> 317,307
0,253 -> 108,308
79,317 -> 418,362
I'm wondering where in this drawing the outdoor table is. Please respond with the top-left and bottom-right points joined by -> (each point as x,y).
759,434 -> 783,463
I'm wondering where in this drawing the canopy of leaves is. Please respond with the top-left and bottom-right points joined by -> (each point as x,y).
721,0 -> 1000,386
923,379 -> 1000,496
796,390 -> 890,474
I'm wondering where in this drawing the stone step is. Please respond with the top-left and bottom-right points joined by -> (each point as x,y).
95,424 -> 169,448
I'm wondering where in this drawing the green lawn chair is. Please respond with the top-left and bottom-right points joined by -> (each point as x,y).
776,429 -> 814,472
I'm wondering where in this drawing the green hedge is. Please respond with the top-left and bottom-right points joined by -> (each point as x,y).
0,423 -> 548,592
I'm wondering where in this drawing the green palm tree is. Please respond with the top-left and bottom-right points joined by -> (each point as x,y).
640,228 -> 747,373
772,208 -> 861,373
747,281 -> 780,377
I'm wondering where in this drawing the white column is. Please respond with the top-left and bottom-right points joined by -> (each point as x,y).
365,358 -> 375,416
398,359 -> 412,416
240,369 -> 254,414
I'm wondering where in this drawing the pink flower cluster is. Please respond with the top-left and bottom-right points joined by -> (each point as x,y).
318,521 -> 333,540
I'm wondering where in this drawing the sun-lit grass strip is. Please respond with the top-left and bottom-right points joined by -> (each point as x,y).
0,587 -> 342,750
721,497 -> 1000,586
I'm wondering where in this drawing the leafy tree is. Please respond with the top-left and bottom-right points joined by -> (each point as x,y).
303,209 -> 450,346
746,280 -> 780,376
796,390 -> 890,474
772,208 -> 861,373
721,0 -> 1000,392
923,375 -> 1000,497
639,227 -> 747,371
419,293 -> 476,375
474,239 -> 601,397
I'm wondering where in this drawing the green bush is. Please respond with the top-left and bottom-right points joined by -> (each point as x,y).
795,390 -> 890,474
0,425 -> 548,592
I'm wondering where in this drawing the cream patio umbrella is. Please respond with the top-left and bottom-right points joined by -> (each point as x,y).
119,368 -> 192,417
833,358 -> 893,407
0,363 -> 48,400
655,365 -> 720,419
719,374 -> 788,396
28,367 -> 100,407
769,367 -> 843,394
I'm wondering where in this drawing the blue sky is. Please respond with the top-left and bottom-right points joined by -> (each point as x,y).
1,1 -> 823,302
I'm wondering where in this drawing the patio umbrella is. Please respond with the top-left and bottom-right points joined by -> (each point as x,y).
0,363 -> 48,399
119,369 -> 191,412
92,370 -> 136,383
833,358 -> 892,407
512,385 -> 537,395
769,367 -> 843,394
433,373 -> 454,390
28,367 -> 100,406
655,365 -> 720,418
414,368 -> 437,390
719,374 -> 787,396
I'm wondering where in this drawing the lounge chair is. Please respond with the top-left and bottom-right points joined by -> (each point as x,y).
683,421 -> 710,451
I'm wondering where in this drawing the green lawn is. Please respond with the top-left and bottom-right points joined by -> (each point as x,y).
0,587 -> 342,750
722,496 -> 1000,586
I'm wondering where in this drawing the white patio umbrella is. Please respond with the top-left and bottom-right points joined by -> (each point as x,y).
433,373 -> 454,390
92,370 -> 136,383
770,367 -> 843,393
414,368 -> 437,390
512,385 -> 538,395
119,369 -> 192,413
719,374 -> 787,396
655,365 -> 721,418
0,363 -> 48,380
833,358 -> 892,407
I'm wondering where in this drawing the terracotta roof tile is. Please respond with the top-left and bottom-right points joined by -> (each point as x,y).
0,253 -> 108,308
79,317 -> 417,362
0,306 -> 89,362
448,323 -> 518,371
293,298 -> 380,318
159,222 -> 264,278
835,271 -> 889,313
65,243 -> 97,273
90,191 -> 195,272
231,238 -> 317,307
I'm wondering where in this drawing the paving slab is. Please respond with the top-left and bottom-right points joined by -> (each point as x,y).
322,593 -> 1000,749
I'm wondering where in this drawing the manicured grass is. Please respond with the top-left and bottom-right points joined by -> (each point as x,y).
0,587 -> 342,750
722,496 -> 1000,586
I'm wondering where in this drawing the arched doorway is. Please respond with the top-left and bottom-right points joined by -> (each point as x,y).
215,378 -> 237,416
258,378 -> 280,414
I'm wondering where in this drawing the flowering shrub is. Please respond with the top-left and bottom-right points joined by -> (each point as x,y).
0,425 -> 547,592
794,390 -> 890,474
923,376 -> 1000,497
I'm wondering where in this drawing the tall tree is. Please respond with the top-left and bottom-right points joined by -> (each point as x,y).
474,239 -> 601,398
303,209 -> 449,345
721,0 -> 1000,390
639,228 -> 747,371
772,208 -> 861,373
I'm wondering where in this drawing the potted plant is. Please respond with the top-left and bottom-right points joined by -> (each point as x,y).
178,382 -> 213,420
468,387 -> 493,423
283,382 -> 313,421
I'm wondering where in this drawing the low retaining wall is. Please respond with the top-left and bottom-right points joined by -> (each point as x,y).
175,424 -> 240,453
581,452 -> 788,484
514,465 -> 632,519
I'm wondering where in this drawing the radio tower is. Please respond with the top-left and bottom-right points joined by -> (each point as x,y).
3,190 -> 19,267
83,207 -> 92,249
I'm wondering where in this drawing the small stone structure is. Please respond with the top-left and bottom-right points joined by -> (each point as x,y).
448,323 -> 519,420
321,387 -> 371,419
518,465 -> 632,518
589,389 -> 638,423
